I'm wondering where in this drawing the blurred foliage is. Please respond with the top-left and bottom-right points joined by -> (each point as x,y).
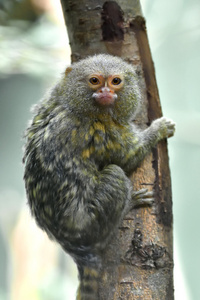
0,0 -> 45,24
0,18 -> 68,78
0,0 -> 70,78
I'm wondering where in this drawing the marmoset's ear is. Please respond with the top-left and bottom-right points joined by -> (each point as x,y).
65,67 -> 73,76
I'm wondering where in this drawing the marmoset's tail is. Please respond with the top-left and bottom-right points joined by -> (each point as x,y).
76,265 -> 100,300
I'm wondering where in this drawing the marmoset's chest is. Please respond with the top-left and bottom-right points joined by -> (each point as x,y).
70,119 -> 134,165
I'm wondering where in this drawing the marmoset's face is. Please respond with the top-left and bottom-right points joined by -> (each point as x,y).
88,74 -> 124,106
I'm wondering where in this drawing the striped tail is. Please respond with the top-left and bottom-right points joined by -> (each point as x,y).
76,266 -> 100,300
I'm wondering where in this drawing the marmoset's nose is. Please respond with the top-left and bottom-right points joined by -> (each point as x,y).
99,87 -> 114,93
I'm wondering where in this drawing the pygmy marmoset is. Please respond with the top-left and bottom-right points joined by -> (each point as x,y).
23,54 -> 175,299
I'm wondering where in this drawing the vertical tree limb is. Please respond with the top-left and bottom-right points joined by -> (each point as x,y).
60,0 -> 174,299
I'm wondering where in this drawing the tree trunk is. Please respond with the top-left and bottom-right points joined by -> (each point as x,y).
60,0 -> 174,299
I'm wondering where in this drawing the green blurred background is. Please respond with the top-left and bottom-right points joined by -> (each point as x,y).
0,0 -> 199,299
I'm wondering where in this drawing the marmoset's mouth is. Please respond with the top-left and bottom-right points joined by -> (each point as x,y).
92,92 -> 117,106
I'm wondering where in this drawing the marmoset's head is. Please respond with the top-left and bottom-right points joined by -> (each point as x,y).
57,54 -> 141,122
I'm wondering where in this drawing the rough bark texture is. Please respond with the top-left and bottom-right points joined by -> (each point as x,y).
60,0 -> 174,299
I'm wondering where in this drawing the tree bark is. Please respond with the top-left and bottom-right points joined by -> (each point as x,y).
60,0 -> 174,299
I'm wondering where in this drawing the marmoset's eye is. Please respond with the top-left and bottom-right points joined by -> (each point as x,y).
111,77 -> 122,85
89,77 -> 100,85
